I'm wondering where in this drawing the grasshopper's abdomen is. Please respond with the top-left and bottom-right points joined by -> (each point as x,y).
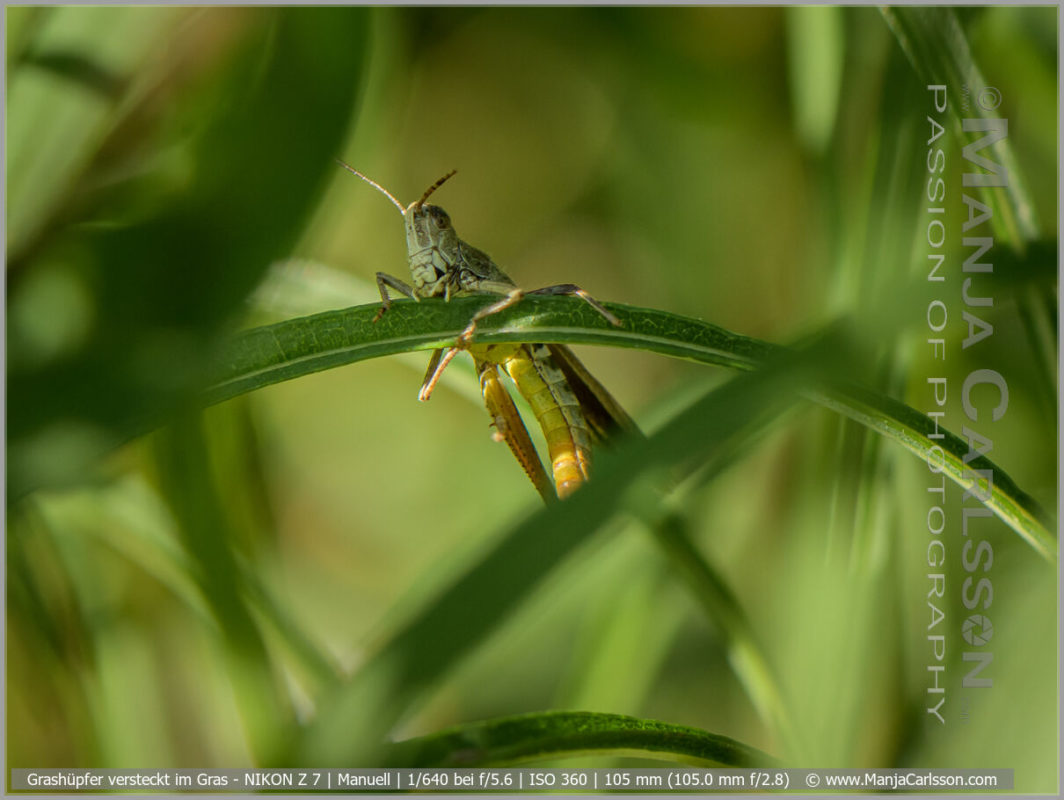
476,343 -> 593,499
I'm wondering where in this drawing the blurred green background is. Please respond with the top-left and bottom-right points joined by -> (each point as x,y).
6,5 -> 1058,788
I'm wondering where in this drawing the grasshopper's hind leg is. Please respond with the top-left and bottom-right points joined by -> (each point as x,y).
477,359 -> 555,504
455,285 -> 621,346
526,284 -> 621,327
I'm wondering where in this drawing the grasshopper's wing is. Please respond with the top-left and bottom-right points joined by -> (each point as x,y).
457,241 -> 518,295
547,344 -> 641,445
476,356 -> 556,504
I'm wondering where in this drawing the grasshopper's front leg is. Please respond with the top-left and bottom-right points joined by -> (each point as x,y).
418,348 -> 448,401
372,274 -> 454,401
373,272 -> 419,323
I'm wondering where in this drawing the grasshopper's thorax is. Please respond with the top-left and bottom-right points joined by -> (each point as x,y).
403,202 -> 461,298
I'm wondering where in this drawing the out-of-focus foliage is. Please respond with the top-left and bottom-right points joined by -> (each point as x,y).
6,6 -> 1058,789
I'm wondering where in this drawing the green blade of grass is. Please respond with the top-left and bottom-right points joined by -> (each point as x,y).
204,296 -> 771,406
785,6 -> 844,154
385,711 -> 777,768
208,294 -> 1056,563
811,381 -> 1054,561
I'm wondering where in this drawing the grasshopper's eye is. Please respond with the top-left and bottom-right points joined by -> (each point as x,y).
434,209 -> 451,229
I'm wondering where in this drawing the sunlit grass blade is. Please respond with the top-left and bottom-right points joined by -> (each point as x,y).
385,711 -> 778,768
785,6 -> 844,154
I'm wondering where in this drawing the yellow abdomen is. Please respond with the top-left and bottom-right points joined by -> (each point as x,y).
473,342 -> 592,499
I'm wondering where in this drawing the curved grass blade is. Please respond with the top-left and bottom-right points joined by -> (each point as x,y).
205,296 -> 771,407
385,711 -> 777,769
812,381 -> 1054,561
209,294 -> 1055,563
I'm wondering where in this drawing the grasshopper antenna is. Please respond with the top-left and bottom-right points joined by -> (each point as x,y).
417,170 -> 457,207
334,159 -> 406,215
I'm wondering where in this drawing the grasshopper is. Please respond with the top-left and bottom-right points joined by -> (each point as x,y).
338,161 -> 636,501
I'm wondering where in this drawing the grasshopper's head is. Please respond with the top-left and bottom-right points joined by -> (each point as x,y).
402,171 -> 459,296
335,161 -> 460,298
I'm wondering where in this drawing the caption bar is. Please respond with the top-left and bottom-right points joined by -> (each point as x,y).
12,768 -> 1011,793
